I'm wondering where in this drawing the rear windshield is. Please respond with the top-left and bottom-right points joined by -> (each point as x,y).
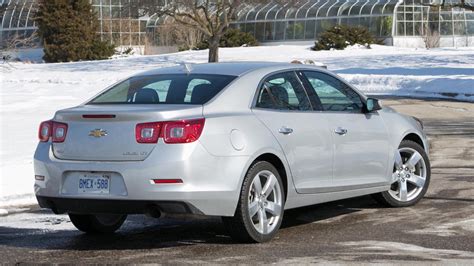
88,74 -> 237,105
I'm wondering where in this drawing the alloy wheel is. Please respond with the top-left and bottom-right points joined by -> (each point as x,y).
389,147 -> 427,202
248,170 -> 283,235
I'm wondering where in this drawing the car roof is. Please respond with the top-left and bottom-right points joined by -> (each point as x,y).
138,61 -> 323,77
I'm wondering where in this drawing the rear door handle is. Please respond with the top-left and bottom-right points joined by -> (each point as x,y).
334,127 -> 348,135
279,126 -> 294,135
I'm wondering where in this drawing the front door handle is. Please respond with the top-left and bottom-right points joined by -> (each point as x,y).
334,127 -> 348,135
279,126 -> 294,135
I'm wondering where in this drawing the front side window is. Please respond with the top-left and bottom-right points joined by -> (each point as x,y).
89,74 -> 236,105
255,72 -> 311,111
302,71 -> 363,112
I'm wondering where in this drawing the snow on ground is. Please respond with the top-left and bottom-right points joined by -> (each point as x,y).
1,44 -> 473,208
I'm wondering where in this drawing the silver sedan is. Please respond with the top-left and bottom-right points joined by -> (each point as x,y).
34,62 -> 430,242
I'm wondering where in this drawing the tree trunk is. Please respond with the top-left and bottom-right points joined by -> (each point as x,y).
208,38 -> 219,63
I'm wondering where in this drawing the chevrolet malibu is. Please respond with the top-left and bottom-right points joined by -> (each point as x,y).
34,62 -> 430,242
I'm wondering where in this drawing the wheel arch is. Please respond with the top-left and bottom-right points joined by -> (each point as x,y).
251,153 -> 290,201
402,132 -> 427,151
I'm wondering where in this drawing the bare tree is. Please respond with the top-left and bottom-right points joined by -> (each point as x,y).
1,31 -> 39,64
129,0 -> 299,62
423,0 -> 474,11
423,25 -> 440,49
153,20 -> 205,49
161,1 -> 245,62
5,32 -> 40,51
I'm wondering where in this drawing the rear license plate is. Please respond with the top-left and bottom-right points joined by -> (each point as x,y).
78,173 -> 110,194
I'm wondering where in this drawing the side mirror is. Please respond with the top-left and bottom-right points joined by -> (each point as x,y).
366,98 -> 382,112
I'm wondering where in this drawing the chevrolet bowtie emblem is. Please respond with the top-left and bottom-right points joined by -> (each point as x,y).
89,129 -> 108,138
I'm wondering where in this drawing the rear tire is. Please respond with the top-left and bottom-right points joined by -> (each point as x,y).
69,213 -> 127,234
373,140 -> 430,207
223,161 -> 285,243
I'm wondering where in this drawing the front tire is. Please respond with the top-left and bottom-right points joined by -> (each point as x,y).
223,161 -> 285,243
69,213 -> 127,234
373,140 -> 431,207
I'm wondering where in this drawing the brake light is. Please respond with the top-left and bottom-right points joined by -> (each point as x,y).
82,114 -> 116,119
38,120 -> 68,142
38,121 -> 52,142
135,118 -> 205,144
136,122 -> 162,143
163,118 -> 205,144
52,122 -> 68,142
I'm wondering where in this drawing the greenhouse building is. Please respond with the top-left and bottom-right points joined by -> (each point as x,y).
1,0 -> 473,49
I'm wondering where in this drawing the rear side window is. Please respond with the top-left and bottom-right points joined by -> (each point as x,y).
89,74 -> 236,105
255,72 -> 312,111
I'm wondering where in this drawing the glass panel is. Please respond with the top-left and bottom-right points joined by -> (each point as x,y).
275,6 -> 287,20
326,1 -> 342,17
266,6 -> 278,20
112,32 -> 121,43
306,2 -> 324,18
286,21 -> 295,40
90,74 -> 237,105
380,16 -> 393,36
121,33 -> 130,45
294,21 -> 304,39
244,22 -> 256,36
339,3 -> 351,16
303,71 -> 363,113
305,20 -> 316,40
467,20 -> 474,35
286,7 -> 298,19
349,3 -> 364,16
321,19 -> 336,31
256,72 -> 311,111
453,20 -> 466,35
112,20 -> 121,32
256,4 -> 272,20
102,6 -> 111,18
296,4 -> 308,19
111,7 -> 121,18
397,22 -> 405,36
440,21 -> 453,35
371,4 -> 384,15
255,22 -> 265,41
264,22 -> 275,41
414,22 -> 423,35
361,1 -> 377,15
275,21 -> 286,40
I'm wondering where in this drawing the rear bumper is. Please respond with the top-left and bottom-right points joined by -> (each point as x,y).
33,141 -> 250,216
37,196 -> 203,215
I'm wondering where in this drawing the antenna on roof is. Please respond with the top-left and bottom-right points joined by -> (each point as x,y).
182,63 -> 193,74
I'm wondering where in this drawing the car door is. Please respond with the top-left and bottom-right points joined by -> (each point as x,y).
252,71 -> 334,193
300,70 -> 390,190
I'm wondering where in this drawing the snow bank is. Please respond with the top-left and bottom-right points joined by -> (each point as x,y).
1,44 -> 473,208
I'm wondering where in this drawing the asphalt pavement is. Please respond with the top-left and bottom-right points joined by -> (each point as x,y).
0,98 -> 473,264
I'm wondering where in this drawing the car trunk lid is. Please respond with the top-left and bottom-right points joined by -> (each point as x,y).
52,104 -> 203,161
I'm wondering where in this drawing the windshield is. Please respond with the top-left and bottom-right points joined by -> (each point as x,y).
89,74 -> 237,105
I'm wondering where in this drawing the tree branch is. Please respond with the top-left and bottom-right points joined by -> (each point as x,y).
422,0 -> 474,11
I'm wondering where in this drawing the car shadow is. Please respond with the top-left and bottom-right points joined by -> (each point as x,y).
0,195 -> 381,251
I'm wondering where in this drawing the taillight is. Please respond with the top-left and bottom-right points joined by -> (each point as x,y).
38,121 -> 52,142
38,120 -> 68,143
163,118 -> 205,144
135,118 -> 205,144
136,122 -> 162,143
52,122 -> 68,142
